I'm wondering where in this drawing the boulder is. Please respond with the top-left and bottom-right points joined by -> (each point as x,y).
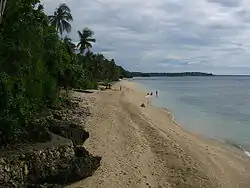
71,128 -> 90,147
46,117 -> 89,146
0,144 -> 101,187
0,94 -> 101,187
140,103 -> 146,108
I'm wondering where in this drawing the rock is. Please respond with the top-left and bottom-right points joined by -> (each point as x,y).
74,146 -> 89,157
140,103 -> 146,108
71,128 -> 89,147
53,111 -> 63,120
28,118 -> 51,143
60,155 -> 101,184
47,117 -> 89,146
0,95 -> 101,187
0,140 -> 101,187
26,183 -> 62,188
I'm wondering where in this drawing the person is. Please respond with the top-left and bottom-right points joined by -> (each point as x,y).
156,90 -> 158,97
150,92 -> 153,96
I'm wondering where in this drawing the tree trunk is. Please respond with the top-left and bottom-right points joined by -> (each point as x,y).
0,0 -> 7,24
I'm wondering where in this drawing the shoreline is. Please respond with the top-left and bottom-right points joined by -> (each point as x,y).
135,79 -> 250,158
161,104 -> 250,158
121,80 -> 250,185
69,79 -> 250,188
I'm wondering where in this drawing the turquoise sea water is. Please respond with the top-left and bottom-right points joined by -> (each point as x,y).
133,76 -> 250,152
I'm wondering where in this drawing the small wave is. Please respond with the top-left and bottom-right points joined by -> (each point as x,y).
155,104 -> 250,158
224,140 -> 250,158
244,150 -> 250,157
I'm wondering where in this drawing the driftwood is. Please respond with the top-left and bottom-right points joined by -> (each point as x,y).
73,89 -> 93,93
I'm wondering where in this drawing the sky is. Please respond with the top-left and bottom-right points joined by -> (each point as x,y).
42,0 -> 250,74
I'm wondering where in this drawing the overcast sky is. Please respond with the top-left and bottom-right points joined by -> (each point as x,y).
42,0 -> 250,74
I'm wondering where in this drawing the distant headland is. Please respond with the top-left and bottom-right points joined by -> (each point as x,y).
131,72 -> 214,77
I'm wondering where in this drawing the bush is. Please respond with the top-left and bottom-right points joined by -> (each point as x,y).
0,0 -> 131,146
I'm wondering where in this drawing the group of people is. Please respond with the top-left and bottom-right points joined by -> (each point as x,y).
146,90 -> 159,98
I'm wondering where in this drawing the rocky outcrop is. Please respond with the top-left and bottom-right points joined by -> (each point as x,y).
0,95 -> 101,187
0,143 -> 101,187
47,97 -> 90,147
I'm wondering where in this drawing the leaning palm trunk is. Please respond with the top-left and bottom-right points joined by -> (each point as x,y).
0,0 -> 7,24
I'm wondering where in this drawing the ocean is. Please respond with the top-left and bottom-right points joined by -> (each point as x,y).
133,76 -> 250,153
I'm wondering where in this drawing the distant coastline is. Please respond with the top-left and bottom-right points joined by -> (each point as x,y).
131,72 -> 214,77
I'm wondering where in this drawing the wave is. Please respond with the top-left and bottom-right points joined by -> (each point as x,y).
160,107 -> 250,158
150,94 -> 250,158
223,139 -> 250,158
244,151 -> 250,157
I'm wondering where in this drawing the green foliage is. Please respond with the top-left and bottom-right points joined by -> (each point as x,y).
0,0 -> 132,145
77,28 -> 96,54
48,3 -> 73,36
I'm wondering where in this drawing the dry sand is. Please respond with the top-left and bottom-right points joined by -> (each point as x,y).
67,80 -> 250,188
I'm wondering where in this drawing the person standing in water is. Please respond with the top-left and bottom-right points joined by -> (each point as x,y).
156,90 -> 158,97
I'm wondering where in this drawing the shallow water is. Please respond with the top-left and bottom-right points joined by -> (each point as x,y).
133,76 -> 250,151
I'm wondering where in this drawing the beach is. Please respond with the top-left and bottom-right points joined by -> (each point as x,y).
68,80 -> 250,188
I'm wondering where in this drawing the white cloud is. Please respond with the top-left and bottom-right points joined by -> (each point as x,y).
42,0 -> 250,74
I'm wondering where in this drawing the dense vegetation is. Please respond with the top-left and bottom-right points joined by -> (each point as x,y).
131,72 -> 214,77
0,0 -> 131,145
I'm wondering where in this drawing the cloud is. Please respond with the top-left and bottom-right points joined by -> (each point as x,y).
42,0 -> 250,74
206,0 -> 242,7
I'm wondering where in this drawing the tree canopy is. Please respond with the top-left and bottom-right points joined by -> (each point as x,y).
0,0 -> 132,146
48,3 -> 73,36
77,27 -> 96,54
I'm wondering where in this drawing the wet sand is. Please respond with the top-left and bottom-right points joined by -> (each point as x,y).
67,80 -> 250,188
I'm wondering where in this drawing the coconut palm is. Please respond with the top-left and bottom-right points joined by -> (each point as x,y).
48,3 -> 73,36
77,28 -> 96,54
63,36 -> 76,54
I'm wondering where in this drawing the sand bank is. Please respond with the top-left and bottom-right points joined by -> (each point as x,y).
67,80 -> 250,188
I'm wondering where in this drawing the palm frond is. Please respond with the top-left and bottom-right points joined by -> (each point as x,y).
77,41 -> 82,48
59,23 -> 63,36
48,17 -> 57,28
63,36 -> 71,43
48,3 -> 73,36
62,20 -> 71,33
48,15 -> 55,22
62,13 -> 73,22
58,3 -> 71,12
83,28 -> 95,38
77,30 -> 83,38
85,41 -> 93,48
79,44 -> 86,54
64,37 -> 76,53
87,38 -> 96,43
77,27 -> 96,54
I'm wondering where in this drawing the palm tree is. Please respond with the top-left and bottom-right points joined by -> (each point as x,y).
77,28 -> 96,54
63,36 -> 76,54
48,3 -> 73,37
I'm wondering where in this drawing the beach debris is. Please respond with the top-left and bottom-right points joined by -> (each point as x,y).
140,103 -> 146,108
73,89 -> 93,93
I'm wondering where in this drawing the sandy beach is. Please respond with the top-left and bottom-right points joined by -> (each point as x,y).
67,80 -> 250,188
